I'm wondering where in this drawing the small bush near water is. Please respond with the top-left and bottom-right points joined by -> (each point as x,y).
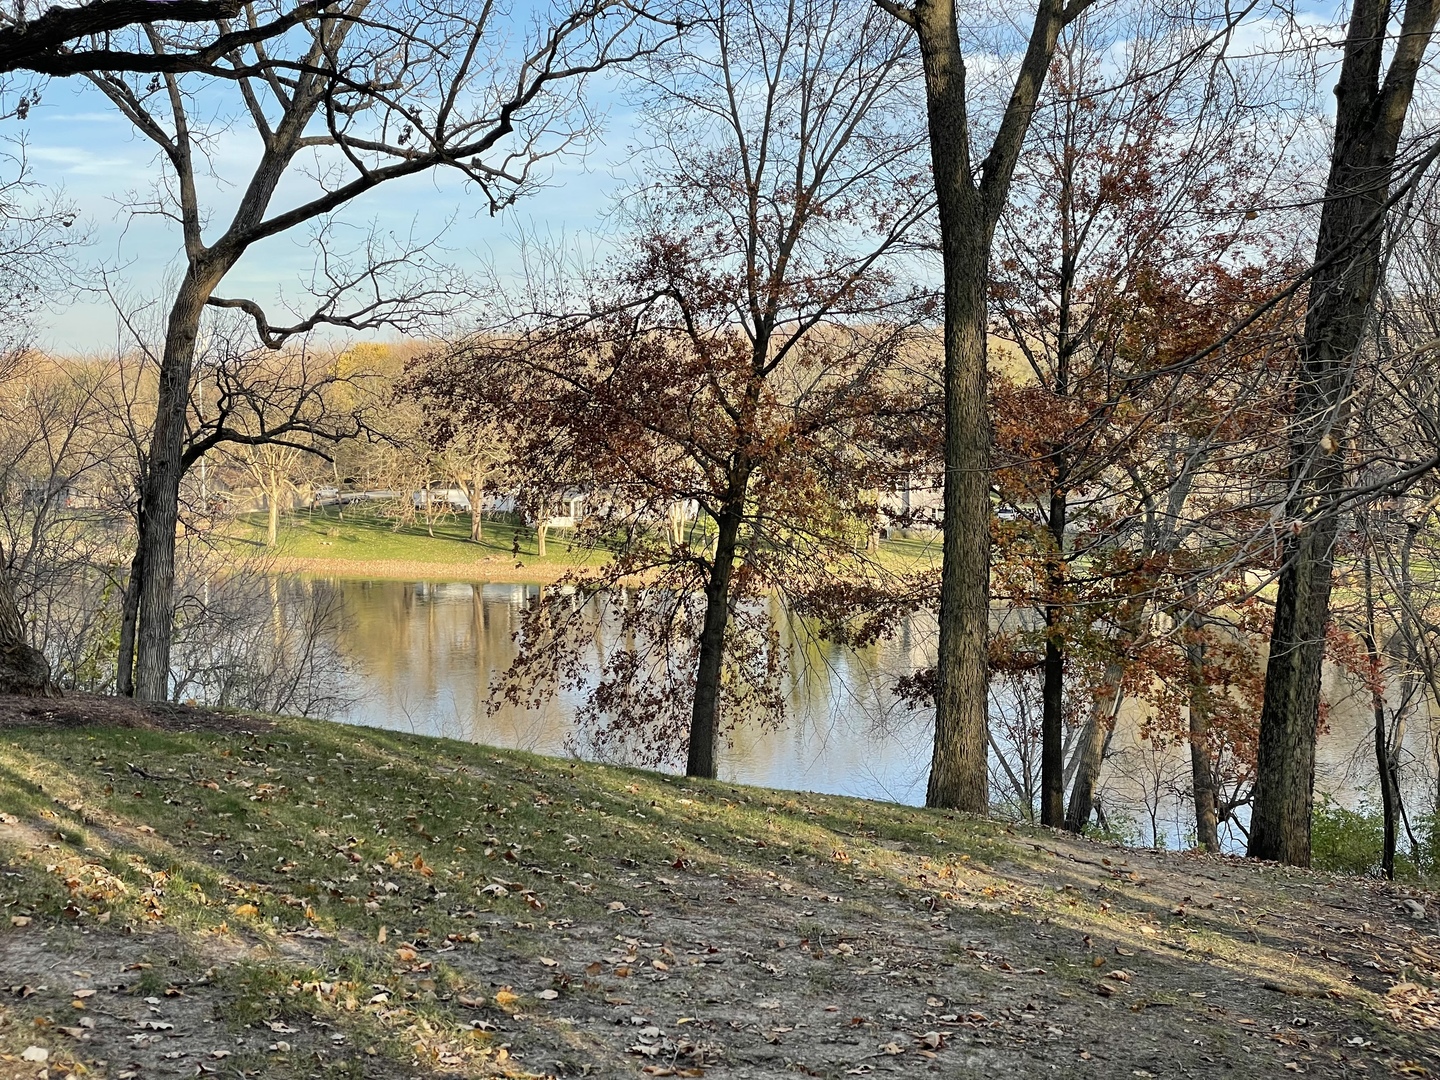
1310,795 -> 1440,881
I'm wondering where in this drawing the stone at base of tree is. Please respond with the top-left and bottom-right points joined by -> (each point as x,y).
0,638 -> 57,697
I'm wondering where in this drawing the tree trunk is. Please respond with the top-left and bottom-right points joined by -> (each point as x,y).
1361,549 -> 1400,878
1064,661 -> 1122,832
536,519 -> 547,558
1374,674 -> 1399,879
1040,489 -> 1067,826
470,474 -> 484,542
0,560 -> 54,696
687,498 -> 746,778
915,6 -> 995,813
1185,612 -> 1220,853
910,0 -> 1077,812
1249,0 -> 1437,866
266,477 -> 280,546
133,270 -> 217,701
668,501 -> 685,548
116,540 -> 143,697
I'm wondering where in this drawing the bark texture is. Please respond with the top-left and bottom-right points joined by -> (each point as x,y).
1064,661 -> 1122,832
134,271 -> 222,700
1249,0 -> 1438,865
687,500 -> 746,778
1186,629 -> 1220,852
1040,489 -> 1067,826
904,0 -> 1087,813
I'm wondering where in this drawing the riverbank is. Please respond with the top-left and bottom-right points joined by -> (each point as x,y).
234,506 -> 943,584
271,552 -> 589,585
236,507 -> 612,585
3,696 -> 1436,1079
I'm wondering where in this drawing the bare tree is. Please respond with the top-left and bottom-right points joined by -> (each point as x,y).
110,326 -> 381,692
0,155 -> 84,695
90,0 -> 663,700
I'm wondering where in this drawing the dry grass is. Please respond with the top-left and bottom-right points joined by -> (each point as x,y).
1,703 -> 1438,1078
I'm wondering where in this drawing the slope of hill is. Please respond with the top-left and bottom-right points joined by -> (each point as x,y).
0,693 -> 1437,1079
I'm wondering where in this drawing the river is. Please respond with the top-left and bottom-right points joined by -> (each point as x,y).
302,578 -> 1433,850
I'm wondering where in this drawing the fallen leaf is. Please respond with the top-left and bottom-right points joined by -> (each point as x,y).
21,1046 -> 48,1062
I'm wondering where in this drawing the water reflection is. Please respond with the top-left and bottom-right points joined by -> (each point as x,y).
327,579 -> 937,804
312,578 -> 1419,843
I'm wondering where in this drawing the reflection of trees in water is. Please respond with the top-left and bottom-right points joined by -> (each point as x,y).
295,579 -> 1421,830
314,578 -> 939,803
29,544 -> 353,716
97,564 -> 361,716
321,580 -> 573,752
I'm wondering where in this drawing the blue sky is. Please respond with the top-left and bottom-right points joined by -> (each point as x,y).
18,69 -> 641,353
12,0 -> 1349,354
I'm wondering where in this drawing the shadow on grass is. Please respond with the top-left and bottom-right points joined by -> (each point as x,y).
1,715 -> 1436,1078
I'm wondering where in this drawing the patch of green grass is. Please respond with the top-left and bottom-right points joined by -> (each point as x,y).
231,505 -> 941,578
231,506 -> 610,569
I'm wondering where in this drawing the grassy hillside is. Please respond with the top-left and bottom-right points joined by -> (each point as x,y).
2,696 -> 1438,1079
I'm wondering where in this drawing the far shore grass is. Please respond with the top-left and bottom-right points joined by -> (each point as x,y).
230,505 -> 943,584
